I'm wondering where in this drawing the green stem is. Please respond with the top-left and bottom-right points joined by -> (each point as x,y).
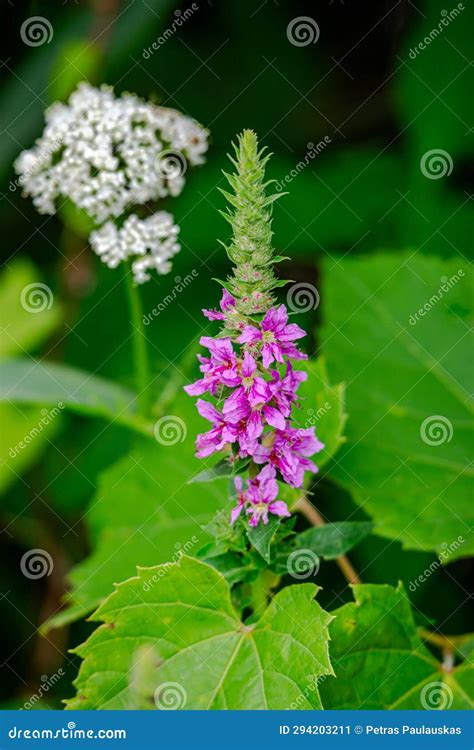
123,267 -> 152,417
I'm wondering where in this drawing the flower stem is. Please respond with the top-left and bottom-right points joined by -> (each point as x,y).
296,496 -> 362,585
123,267 -> 152,417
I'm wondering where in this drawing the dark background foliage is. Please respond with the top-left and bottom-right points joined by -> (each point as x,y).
0,0 -> 472,707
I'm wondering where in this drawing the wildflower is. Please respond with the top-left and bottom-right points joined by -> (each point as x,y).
237,305 -> 307,368
185,130 -> 324,527
203,289 -> 236,321
15,82 -> 208,283
231,465 -> 291,527
90,212 -> 180,284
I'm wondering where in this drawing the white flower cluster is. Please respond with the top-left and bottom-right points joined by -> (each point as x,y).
15,82 -> 208,283
90,212 -> 180,284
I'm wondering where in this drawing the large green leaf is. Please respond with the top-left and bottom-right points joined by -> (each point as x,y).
66,556 -> 333,710
322,253 -> 473,558
43,394 -> 230,631
321,583 -> 473,709
0,359 -> 147,434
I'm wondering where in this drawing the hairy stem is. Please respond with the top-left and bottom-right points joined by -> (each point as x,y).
296,496 -> 362,586
123,268 -> 152,417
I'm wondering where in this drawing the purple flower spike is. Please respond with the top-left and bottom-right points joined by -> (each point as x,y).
238,304 -> 307,368
186,294 -> 324,527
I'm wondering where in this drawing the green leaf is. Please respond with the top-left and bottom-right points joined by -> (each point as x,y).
0,404 -> 62,495
0,259 -> 63,493
0,259 -> 61,357
199,551 -> 256,586
321,253 -> 473,558
321,583 -> 473,709
188,456 -> 249,484
0,358 -> 149,434
49,41 -> 103,104
43,394 -> 230,631
294,358 -> 346,470
292,522 -> 373,560
66,557 -> 333,709
247,515 -> 281,563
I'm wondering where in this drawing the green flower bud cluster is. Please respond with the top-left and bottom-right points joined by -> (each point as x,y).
218,129 -> 287,330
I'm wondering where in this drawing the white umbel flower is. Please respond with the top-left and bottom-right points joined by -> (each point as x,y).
90,212 -> 180,284
15,82 -> 208,224
15,82 -> 208,283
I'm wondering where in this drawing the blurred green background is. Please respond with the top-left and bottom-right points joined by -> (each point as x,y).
0,0 -> 472,708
